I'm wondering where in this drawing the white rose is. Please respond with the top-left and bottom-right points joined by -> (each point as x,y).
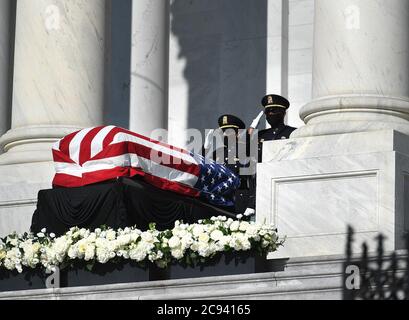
198,233 -> 210,243
210,230 -> 224,241
245,225 -> 259,238
141,232 -> 154,243
129,247 -> 146,262
219,235 -> 231,247
192,225 -> 205,238
168,236 -> 181,249
197,243 -> 211,257
171,249 -> 184,260
106,230 -> 116,241
239,221 -> 250,232
84,245 -> 95,261
230,221 -> 240,232
130,233 -> 140,242
176,229 -> 188,238
180,235 -> 193,249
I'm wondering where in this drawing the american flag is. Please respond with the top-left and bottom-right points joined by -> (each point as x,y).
52,126 -> 240,207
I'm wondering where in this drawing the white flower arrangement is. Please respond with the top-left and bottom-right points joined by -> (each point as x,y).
0,217 -> 283,274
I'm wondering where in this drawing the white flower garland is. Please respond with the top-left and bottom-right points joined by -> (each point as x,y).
0,216 -> 283,274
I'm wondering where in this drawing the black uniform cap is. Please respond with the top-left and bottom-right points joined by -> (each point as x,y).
261,94 -> 290,111
218,114 -> 246,130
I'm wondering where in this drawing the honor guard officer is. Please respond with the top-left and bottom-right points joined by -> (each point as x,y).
249,94 -> 296,162
205,115 -> 256,216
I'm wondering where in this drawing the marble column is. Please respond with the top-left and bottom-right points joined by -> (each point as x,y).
129,0 -> 169,137
0,0 -> 12,140
0,0 -> 106,164
0,0 -> 107,235
292,0 -> 409,138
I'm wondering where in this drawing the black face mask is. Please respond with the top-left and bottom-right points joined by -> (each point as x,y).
266,112 -> 285,128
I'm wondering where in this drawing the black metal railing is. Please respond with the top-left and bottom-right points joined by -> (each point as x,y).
343,227 -> 409,300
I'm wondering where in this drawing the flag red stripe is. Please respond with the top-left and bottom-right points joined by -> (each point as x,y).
52,167 -> 200,198
52,149 -> 76,164
59,130 -> 80,156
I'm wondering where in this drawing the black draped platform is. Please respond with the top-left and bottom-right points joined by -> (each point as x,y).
30,177 -> 237,236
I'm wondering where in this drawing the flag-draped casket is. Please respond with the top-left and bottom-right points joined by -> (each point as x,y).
52,126 -> 240,207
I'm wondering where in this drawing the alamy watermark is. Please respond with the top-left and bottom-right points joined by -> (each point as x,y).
345,264 -> 361,290
149,128 -> 259,176
46,266 -> 60,289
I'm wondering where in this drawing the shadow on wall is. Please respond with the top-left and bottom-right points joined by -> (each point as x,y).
170,0 -> 267,133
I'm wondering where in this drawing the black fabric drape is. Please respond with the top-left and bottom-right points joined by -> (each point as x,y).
122,178 -> 236,231
31,177 -> 237,236
31,181 -> 129,236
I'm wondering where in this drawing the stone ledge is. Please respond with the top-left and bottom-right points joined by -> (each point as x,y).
0,254 -> 351,300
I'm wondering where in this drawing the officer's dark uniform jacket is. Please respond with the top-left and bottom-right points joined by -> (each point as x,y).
257,123 -> 296,162
213,141 -> 256,214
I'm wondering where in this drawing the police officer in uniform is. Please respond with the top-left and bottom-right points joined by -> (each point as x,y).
249,94 -> 296,162
205,114 -> 256,216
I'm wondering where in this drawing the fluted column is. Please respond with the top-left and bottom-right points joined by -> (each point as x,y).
292,0 -> 409,138
0,0 -> 12,140
0,0 -> 107,163
129,0 -> 169,137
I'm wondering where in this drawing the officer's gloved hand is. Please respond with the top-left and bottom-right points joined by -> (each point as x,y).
243,208 -> 255,217
250,111 -> 264,129
204,129 -> 215,149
